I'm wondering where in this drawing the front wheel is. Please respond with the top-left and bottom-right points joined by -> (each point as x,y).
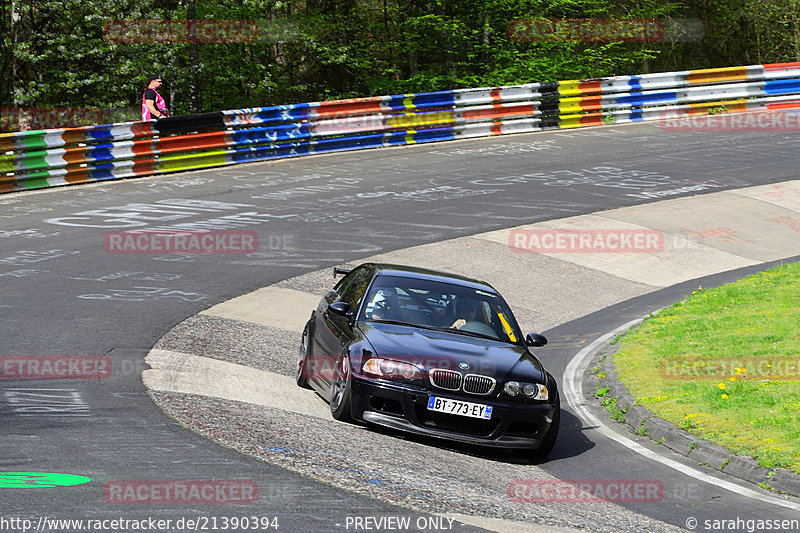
296,326 -> 312,389
330,354 -> 354,423
531,398 -> 560,458
515,379 -> 560,461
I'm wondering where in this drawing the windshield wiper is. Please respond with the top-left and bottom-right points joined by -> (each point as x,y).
418,324 -> 502,342
368,319 -> 422,328
369,320 -> 453,334
368,320 -> 504,342
442,328 -> 498,341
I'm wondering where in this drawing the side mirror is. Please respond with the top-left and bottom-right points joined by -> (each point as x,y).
329,301 -> 352,317
525,333 -> 548,347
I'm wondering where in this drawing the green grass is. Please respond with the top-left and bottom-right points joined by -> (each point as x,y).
613,263 -> 800,473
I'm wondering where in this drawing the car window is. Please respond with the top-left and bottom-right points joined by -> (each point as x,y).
334,266 -> 373,308
361,275 -> 523,344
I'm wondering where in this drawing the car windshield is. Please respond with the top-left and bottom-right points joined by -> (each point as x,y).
361,275 -> 523,344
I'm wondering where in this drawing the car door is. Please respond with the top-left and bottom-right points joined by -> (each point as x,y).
312,266 -> 373,389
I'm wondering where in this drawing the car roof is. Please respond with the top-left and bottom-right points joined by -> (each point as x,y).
369,263 -> 498,293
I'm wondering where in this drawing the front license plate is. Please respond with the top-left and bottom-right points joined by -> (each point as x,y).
427,396 -> 493,419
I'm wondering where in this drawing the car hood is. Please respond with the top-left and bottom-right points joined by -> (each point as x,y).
358,322 -> 547,383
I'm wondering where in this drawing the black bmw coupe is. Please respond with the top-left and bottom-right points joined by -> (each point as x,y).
297,263 -> 560,458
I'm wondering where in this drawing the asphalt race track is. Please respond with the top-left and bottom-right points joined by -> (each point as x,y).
2,121 -> 799,532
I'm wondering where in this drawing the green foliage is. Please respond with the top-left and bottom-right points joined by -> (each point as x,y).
3,0 -> 800,129
601,396 -> 628,422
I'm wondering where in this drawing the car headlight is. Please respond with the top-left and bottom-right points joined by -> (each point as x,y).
363,358 -> 423,381
502,380 -> 548,401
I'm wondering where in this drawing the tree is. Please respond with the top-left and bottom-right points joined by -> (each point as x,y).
4,0 -> 800,132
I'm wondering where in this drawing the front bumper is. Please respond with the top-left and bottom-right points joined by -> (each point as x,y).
350,377 -> 556,449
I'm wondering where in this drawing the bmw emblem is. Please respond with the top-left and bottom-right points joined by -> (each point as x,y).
458,362 -> 469,370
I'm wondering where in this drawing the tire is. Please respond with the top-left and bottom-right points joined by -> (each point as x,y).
531,397 -> 560,458
330,354 -> 355,423
296,326 -> 312,389
515,378 -> 560,461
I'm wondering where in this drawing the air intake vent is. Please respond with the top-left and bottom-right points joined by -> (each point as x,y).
429,369 -> 462,391
463,374 -> 496,395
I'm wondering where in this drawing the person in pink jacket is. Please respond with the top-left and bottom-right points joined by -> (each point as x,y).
142,75 -> 169,121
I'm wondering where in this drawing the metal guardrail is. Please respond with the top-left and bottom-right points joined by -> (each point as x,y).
3,62 -> 800,194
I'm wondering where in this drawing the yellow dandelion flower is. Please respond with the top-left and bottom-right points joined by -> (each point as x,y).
718,383 -> 726,390
721,394 -> 728,399
729,376 -> 736,382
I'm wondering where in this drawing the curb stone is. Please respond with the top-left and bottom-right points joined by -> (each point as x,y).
688,441 -> 732,470
770,470 -> 800,495
591,332 -> 800,498
623,405 -> 651,432
722,456 -> 772,485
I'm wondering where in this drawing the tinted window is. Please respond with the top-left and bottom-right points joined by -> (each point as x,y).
334,267 -> 373,308
361,275 -> 523,344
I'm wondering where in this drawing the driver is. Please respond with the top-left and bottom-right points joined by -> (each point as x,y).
366,288 -> 402,321
449,298 -> 483,330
